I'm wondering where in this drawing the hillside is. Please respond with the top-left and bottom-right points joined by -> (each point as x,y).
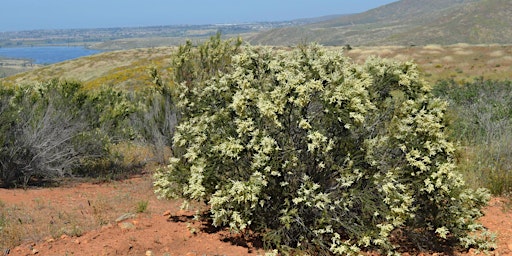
3,44 -> 512,89
248,0 -> 512,46
389,0 -> 512,45
0,47 -> 175,90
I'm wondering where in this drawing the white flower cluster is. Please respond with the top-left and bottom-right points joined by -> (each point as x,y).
154,41 -> 494,255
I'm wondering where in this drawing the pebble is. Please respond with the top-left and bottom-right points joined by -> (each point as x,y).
118,222 -> 136,230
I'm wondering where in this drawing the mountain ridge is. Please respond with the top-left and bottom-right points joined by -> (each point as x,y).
247,0 -> 511,46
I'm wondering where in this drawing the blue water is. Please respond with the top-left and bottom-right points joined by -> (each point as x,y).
0,46 -> 101,64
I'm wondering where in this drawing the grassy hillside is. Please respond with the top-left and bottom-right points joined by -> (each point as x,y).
0,47 -> 175,90
248,0 -> 512,46
345,44 -> 512,83
386,0 -> 512,45
3,44 -> 511,88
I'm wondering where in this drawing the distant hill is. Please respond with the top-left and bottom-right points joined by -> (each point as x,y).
248,0 -> 512,46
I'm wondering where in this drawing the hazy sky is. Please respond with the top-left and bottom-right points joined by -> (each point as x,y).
0,0 -> 398,32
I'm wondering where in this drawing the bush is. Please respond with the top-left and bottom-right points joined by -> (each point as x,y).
126,67 -> 177,164
0,79 -> 151,187
154,41 -> 494,254
0,72 -> 181,186
0,80 -> 112,187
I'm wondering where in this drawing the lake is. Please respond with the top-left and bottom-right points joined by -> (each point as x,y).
0,46 -> 101,64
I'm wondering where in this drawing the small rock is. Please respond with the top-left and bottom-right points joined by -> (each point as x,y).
31,248 -> 39,255
60,234 -> 68,240
145,250 -> 153,256
101,223 -> 114,230
118,222 -> 136,230
74,239 -> 81,244
185,253 -> 196,256
162,210 -> 171,216
115,213 -> 136,222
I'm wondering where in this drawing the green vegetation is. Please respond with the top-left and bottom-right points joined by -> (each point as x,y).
433,78 -> 512,195
0,76 -> 175,187
154,37 -> 494,254
0,80 -> 109,187
135,200 -> 149,213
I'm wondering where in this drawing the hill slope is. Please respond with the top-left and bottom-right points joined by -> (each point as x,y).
248,0 -> 512,46
389,0 -> 512,45
3,43 -> 512,89
0,47 -> 175,90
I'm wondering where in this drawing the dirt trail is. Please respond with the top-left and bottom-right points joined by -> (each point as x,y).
1,177 -> 510,256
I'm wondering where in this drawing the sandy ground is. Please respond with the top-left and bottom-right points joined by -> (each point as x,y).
0,176 -> 511,256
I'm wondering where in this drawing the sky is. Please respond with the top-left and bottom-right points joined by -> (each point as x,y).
0,0 -> 398,32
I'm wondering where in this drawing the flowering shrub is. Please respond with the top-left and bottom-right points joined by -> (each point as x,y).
154,40 -> 494,254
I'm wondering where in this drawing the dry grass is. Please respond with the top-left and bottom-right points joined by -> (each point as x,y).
0,174 -> 171,251
345,44 -> 512,82
0,58 -> 41,78
3,44 -> 512,88
423,44 -> 445,51
453,49 -> 474,56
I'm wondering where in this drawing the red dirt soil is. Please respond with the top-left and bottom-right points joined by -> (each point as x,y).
1,176 -> 511,256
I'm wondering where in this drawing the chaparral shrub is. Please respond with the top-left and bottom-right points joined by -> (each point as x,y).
154,39 -> 494,254
0,79 -> 147,187
0,80 -> 109,187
